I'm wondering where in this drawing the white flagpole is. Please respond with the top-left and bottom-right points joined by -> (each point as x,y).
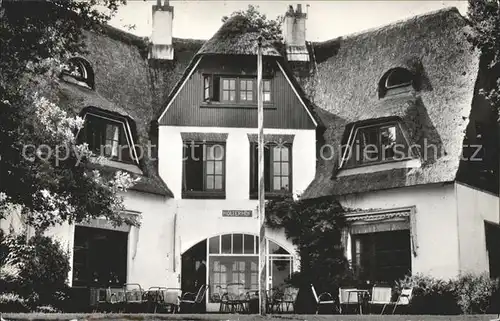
257,36 -> 267,316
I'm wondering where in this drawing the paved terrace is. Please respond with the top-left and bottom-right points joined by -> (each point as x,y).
2,314 -> 500,321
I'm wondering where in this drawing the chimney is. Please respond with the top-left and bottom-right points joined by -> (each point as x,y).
282,4 -> 309,62
149,0 -> 174,60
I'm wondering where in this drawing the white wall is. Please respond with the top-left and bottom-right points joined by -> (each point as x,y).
158,125 -> 315,275
338,183 -> 460,280
455,182 -> 500,274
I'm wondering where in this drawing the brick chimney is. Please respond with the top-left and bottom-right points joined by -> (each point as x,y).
283,4 -> 309,62
149,0 -> 174,60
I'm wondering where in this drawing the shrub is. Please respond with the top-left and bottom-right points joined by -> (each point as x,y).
0,293 -> 28,313
0,231 -> 70,310
395,274 -> 460,314
455,273 -> 500,314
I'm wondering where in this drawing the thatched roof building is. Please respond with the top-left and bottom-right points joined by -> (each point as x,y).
296,7 -> 496,198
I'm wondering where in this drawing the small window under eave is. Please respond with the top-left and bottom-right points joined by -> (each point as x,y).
379,68 -> 415,98
340,121 -> 416,169
61,57 -> 95,89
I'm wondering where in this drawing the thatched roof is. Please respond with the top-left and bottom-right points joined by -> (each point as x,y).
301,7 -> 481,198
197,15 -> 280,56
58,28 -> 203,197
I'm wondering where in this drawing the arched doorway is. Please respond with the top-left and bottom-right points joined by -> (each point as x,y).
181,233 -> 294,311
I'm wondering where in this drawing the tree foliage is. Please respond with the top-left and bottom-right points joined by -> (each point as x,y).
0,0 -> 138,230
467,0 -> 500,121
222,4 -> 283,41
265,196 -> 352,312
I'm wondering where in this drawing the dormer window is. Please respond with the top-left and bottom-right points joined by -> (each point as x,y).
379,68 -> 414,98
341,121 -> 413,168
62,57 -> 95,89
79,113 -> 137,164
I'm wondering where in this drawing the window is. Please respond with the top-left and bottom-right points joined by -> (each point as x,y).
80,114 -> 134,163
342,122 -> 411,167
240,79 -> 254,102
72,226 -> 128,288
351,230 -> 411,284
62,57 -> 94,89
250,143 -> 291,197
202,76 -> 272,104
221,78 -> 236,102
379,68 -> 414,98
182,141 -> 225,198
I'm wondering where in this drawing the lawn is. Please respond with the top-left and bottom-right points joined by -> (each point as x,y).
1,314 -> 499,321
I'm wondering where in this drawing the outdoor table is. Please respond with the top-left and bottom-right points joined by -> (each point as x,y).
345,289 -> 370,314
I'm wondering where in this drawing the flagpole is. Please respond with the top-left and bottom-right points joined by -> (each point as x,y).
257,35 -> 267,316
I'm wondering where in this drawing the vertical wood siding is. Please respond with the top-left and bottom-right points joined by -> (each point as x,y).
159,60 -> 316,129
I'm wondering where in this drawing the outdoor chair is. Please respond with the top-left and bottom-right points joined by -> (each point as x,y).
163,288 -> 182,313
368,285 -> 392,314
221,283 -> 246,313
311,284 -> 339,314
338,288 -> 360,314
277,287 -> 298,313
389,287 -> 413,314
179,284 -> 207,313
145,286 -> 167,313
124,283 -> 145,313
266,288 -> 284,313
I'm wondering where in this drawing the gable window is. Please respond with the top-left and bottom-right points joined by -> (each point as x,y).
240,79 -> 254,102
62,57 -> 95,89
221,78 -> 236,102
182,141 -> 225,199
379,68 -> 414,98
202,75 -> 272,104
80,114 -> 135,163
341,122 -> 411,167
249,143 -> 292,198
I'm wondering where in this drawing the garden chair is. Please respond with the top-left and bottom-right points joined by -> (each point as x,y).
163,288 -> 182,313
278,286 -> 299,313
179,284 -> 207,313
145,286 -> 167,313
222,283 -> 246,313
311,284 -> 339,314
368,285 -> 392,314
266,288 -> 284,313
338,288 -> 360,314
124,283 -> 145,312
390,287 -> 413,314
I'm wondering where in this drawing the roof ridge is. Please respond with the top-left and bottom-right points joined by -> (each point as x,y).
321,7 -> 462,42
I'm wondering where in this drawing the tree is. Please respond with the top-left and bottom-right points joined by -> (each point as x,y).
222,4 -> 283,41
467,0 -> 500,121
265,196 -> 353,313
0,0 -> 138,232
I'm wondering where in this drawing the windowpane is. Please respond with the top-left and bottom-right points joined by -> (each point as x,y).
381,126 -> 397,160
223,79 -> 229,89
229,91 -> 236,101
273,147 -> 281,161
206,176 -> 214,190
214,176 -> 222,190
240,80 -> 246,90
281,163 -> 289,175
214,161 -> 223,175
273,162 -> 281,175
281,177 -> 289,191
280,147 -> 289,161
209,236 -> 220,254
244,235 -> 254,254
221,235 -> 231,254
233,234 -> 243,254
206,161 -> 214,174
263,92 -> 271,102
273,177 -> 281,190
264,80 -> 270,91
229,80 -> 235,90
222,91 -> 229,101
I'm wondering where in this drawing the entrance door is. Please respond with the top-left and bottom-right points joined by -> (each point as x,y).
181,240 -> 206,294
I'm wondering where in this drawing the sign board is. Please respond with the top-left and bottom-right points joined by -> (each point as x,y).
222,210 -> 253,217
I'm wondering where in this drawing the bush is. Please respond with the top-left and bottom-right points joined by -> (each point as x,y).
0,293 -> 28,313
395,273 -> 500,315
395,274 -> 460,314
0,231 -> 70,310
455,273 -> 499,314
